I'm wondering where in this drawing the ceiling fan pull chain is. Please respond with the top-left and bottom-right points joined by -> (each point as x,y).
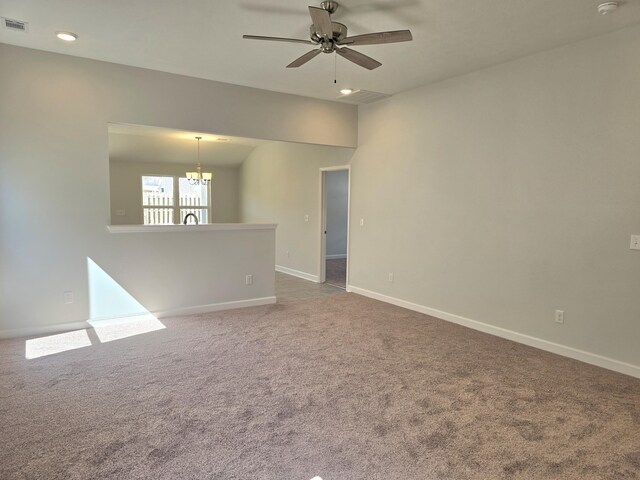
334,52 -> 337,84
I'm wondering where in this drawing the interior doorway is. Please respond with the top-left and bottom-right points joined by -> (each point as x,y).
319,166 -> 350,288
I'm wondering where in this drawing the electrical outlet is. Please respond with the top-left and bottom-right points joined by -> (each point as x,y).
360,218 -> 365,227
388,273 -> 394,283
286,250 -> 290,258
630,235 -> 640,250
63,291 -> 74,304
245,275 -> 253,285
555,310 -> 564,324
304,214 -> 309,222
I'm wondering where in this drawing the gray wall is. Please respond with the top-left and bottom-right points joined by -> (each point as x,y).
240,142 -> 354,279
349,25 -> 640,369
0,44 -> 357,336
325,170 -> 349,258
109,161 -> 240,224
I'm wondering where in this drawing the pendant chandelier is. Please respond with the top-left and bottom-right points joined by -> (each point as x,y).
186,136 -> 212,185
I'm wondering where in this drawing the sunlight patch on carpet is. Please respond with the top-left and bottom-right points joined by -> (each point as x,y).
88,314 -> 165,343
25,329 -> 92,359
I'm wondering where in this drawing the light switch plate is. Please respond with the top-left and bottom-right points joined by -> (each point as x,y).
631,235 -> 640,250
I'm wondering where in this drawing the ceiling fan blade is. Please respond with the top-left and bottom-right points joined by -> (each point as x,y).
338,29 -> 413,46
336,47 -> 382,70
286,49 -> 322,68
243,35 -> 315,45
308,6 -> 334,38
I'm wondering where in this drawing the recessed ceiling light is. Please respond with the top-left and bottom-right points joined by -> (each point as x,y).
598,2 -> 618,15
340,88 -> 354,95
216,138 -> 230,142
56,31 -> 78,42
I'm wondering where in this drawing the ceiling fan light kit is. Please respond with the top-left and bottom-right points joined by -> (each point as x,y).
243,1 -> 413,71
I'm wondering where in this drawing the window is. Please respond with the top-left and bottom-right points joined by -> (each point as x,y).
178,177 -> 209,224
142,175 -> 210,225
142,176 -> 174,225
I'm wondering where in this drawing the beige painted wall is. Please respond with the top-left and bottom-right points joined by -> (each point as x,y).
240,142 -> 354,279
0,44 -> 357,335
109,161 -> 240,224
349,25 -> 640,368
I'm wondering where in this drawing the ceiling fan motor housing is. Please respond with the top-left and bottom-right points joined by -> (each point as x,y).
310,22 -> 347,50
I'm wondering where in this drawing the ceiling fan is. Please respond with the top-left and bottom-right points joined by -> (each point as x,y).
243,1 -> 413,70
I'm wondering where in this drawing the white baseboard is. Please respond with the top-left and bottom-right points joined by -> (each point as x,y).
276,265 -> 319,283
155,296 -> 276,318
347,285 -> 640,379
325,254 -> 347,260
0,296 -> 277,340
0,321 -> 91,340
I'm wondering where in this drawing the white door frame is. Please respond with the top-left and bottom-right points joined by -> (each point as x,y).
318,165 -> 351,286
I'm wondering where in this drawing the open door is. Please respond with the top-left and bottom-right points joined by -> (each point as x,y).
319,166 -> 350,288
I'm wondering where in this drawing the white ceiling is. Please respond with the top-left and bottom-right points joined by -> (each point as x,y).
2,0 -> 640,101
109,124 -> 268,167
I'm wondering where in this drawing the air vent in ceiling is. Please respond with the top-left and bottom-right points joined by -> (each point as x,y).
2,17 -> 28,32
337,89 -> 391,105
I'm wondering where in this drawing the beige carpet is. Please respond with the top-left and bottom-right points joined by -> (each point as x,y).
325,258 -> 346,288
277,271 -> 345,301
1,293 -> 638,479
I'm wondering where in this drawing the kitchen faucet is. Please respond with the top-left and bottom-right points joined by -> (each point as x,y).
183,213 -> 199,225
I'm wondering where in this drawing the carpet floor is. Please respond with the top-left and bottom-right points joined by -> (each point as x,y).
1,293 -> 638,479
276,271 -> 345,301
325,258 -> 346,288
